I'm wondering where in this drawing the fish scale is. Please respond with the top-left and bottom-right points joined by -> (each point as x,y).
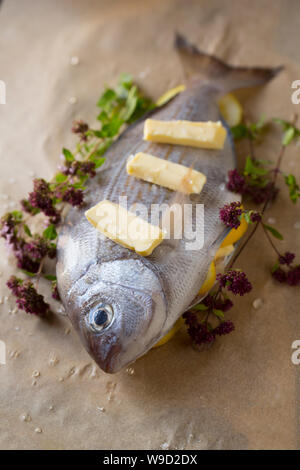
57,34 -> 281,373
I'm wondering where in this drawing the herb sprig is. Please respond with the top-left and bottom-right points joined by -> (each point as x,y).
185,115 -> 300,347
1,74 -> 154,316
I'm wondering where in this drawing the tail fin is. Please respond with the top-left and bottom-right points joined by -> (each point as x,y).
175,33 -> 283,91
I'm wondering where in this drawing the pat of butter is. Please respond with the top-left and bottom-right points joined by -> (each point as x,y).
85,200 -> 164,256
144,119 -> 226,150
127,152 -> 206,194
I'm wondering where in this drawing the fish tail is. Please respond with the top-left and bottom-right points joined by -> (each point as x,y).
175,33 -> 283,91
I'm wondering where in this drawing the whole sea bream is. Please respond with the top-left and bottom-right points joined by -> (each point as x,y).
57,35 -> 281,373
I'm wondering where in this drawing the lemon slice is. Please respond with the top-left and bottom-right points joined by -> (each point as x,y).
218,93 -> 243,127
214,244 -> 235,261
153,317 -> 184,348
198,261 -> 216,296
156,84 -> 186,107
220,216 -> 248,247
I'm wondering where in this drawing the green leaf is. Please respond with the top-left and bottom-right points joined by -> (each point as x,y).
21,270 -> 36,277
213,309 -> 224,319
273,118 -> 300,146
271,261 -> 279,274
263,223 -> 284,240
97,110 -> 109,123
243,211 -> 251,224
23,224 -> 32,237
282,126 -> 295,146
193,303 -> 208,311
94,140 -> 112,156
93,157 -> 106,169
101,116 -> 124,138
62,148 -> 74,162
284,174 -> 300,203
55,172 -> 68,183
44,274 -> 57,281
11,210 -> 23,221
43,224 -> 57,241
97,89 -> 117,109
252,114 -> 266,130
248,115 -> 267,139
244,156 -> 268,179
231,116 -> 267,141
243,210 -> 261,224
231,123 -> 249,140
273,118 -> 290,129
119,73 -> 133,88
122,85 -> 138,121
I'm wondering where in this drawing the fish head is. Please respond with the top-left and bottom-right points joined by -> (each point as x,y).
70,259 -> 167,373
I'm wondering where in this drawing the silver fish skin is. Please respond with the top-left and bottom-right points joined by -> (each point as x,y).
57,35 -> 281,373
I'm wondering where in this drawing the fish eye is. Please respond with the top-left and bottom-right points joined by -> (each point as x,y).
86,304 -> 114,333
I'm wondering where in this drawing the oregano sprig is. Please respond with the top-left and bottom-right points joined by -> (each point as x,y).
185,114 -> 300,348
2,74 -> 154,315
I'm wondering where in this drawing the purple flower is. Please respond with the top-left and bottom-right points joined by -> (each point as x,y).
24,240 -> 46,260
227,170 -> 246,194
245,182 -> 277,205
0,213 -> 18,246
51,281 -> 60,301
214,321 -> 235,336
217,270 -> 252,296
81,161 -> 96,177
272,267 -> 287,283
183,311 -> 215,346
7,276 -> 50,316
62,161 -> 80,176
28,179 -> 58,219
71,120 -> 89,140
185,321 -> 215,346
286,266 -> 300,286
23,237 -> 56,261
249,211 -> 262,223
7,276 -> 22,296
202,294 -> 215,310
15,251 -> 40,273
219,202 -> 242,229
62,188 -> 84,206
49,213 -> 61,225
279,252 -> 295,266
202,294 -> 233,312
21,199 -> 39,215
216,298 -> 234,312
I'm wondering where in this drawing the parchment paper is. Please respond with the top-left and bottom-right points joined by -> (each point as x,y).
0,0 -> 299,450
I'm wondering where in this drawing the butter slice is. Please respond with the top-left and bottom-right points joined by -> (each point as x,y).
127,152 -> 206,194
85,200 -> 164,256
144,119 -> 226,150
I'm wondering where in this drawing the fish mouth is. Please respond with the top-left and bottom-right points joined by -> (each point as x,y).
87,332 -> 123,374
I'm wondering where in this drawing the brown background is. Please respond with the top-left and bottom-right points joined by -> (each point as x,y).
0,0 -> 299,450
